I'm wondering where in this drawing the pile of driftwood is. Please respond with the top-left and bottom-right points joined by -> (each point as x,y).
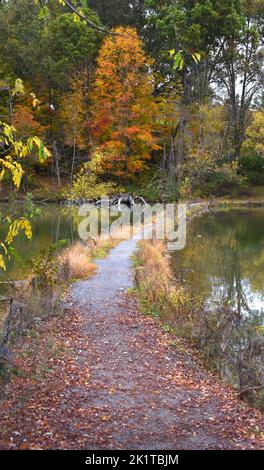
62,194 -> 147,207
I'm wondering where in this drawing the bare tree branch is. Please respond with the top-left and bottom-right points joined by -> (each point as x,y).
62,0 -> 121,36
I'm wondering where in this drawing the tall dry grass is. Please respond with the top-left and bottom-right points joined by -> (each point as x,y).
135,240 -> 191,328
59,242 -> 96,280
59,233 -> 127,281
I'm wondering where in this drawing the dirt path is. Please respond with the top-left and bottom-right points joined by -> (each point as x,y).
0,238 -> 264,449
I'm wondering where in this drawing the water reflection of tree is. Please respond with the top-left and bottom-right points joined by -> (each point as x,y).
173,210 -> 264,321
0,205 -> 80,281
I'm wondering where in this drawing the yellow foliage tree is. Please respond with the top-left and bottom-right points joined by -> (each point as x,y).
69,150 -> 123,200
0,121 -> 51,270
243,110 -> 264,157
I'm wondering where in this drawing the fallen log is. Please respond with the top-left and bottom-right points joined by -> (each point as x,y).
0,280 -> 28,286
61,194 -> 147,208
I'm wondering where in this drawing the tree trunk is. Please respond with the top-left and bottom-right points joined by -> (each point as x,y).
53,140 -> 61,187
173,71 -> 191,181
70,126 -> 76,184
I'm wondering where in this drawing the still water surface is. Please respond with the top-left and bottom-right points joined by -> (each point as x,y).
171,208 -> 264,325
0,204 -> 79,293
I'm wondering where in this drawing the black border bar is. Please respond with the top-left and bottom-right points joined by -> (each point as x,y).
0,450 -> 263,467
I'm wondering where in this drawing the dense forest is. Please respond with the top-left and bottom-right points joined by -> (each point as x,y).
0,0 -> 264,203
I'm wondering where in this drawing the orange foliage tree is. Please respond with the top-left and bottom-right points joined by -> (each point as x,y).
90,26 -> 159,179
12,104 -> 44,138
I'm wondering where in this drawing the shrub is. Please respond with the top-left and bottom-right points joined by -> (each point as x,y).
239,154 -> 264,185
203,163 -> 248,196
178,176 -> 192,200
179,154 -> 247,198
31,240 -> 69,288
67,151 -> 123,200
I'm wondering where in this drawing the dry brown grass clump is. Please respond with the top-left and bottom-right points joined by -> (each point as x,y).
60,225 -> 136,281
135,240 -> 171,303
135,240 -> 190,323
59,242 -> 96,280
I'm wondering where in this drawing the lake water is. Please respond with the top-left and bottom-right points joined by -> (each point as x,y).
171,208 -> 264,326
0,204 -> 79,294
